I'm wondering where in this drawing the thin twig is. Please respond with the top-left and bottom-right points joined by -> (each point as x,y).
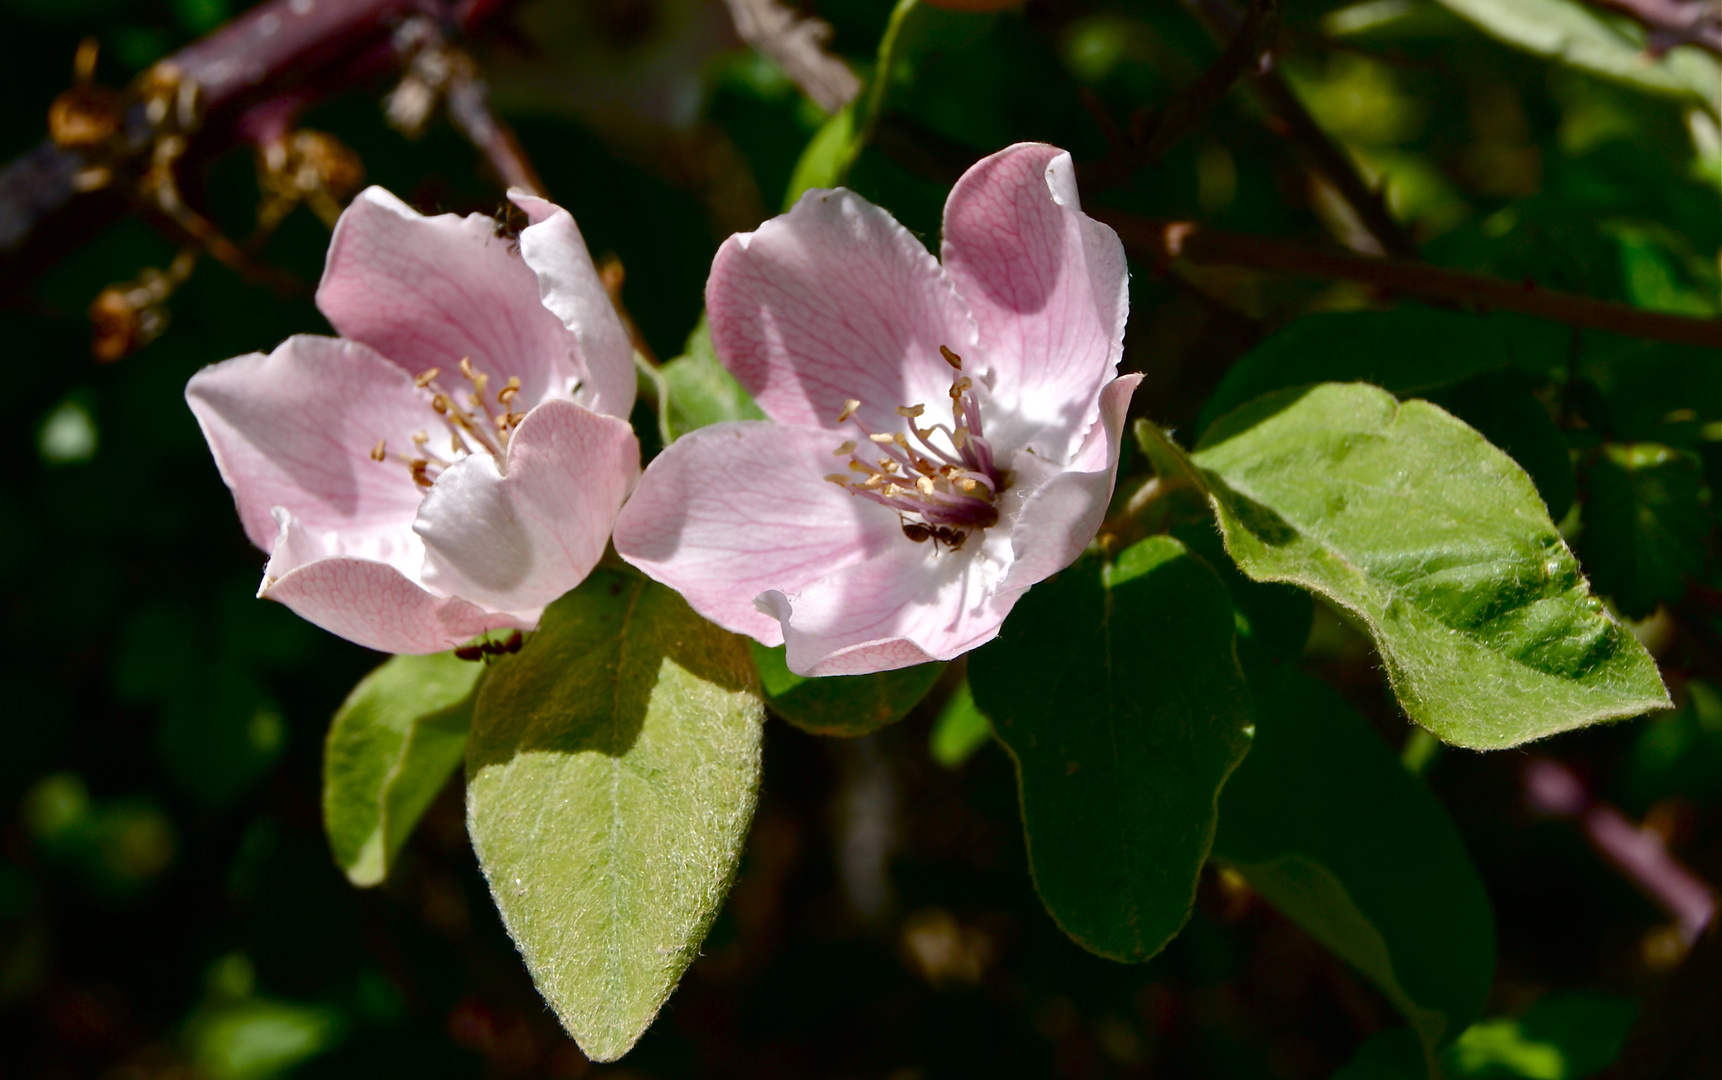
721,0 -> 861,114
1096,208 -> 1722,350
1081,0 -> 1281,192
1177,0 -> 1420,259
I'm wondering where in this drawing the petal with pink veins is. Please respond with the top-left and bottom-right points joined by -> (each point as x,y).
262,523 -> 532,655
512,192 -> 637,419
414,400 -> 640,613
1000,374 -> 1141,594
706,187 -> 978,435
941,143 -> 1129,460
317,187 -> 581,409
613,421 -> 906,644
759,539 -> 1009,677
185,334 -> 432,563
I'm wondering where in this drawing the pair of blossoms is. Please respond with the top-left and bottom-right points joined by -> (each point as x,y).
187,143 -> 1140,677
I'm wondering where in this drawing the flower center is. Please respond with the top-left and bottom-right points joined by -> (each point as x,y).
823,346 -> 1004,552
369,357 -> 527,488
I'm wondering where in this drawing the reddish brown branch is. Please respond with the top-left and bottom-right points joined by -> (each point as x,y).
1097,208 -> 1722,350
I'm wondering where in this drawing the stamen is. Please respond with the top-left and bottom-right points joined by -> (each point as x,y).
861,475 -> 884,489
825,474 -> 850,487
849,460 -> 875,474
837,399 -> 860,423
409,460 -> 434,488
432,394 -> 450,415
896,404 -> 925,419
370,439 -> 387,462
834,440 -> 857,456
415,367 -> 439,388
940,346 -> 962,370
916,476 -> 935,495
879,459 -> 900,474
497,376 -> 521,405
869,433 -> 895,444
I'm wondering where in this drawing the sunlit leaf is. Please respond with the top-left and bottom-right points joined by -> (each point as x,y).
1214,665 -> 1494,1055
322,653 -> 481,887
971,537 -> 1253,961
1434,0 -> 1721,108
928,679 -> 992,768
467,569 -> 764,1061
658,316 -> 765,441
753,642 -> 943,736
1145,383 -> 1669,748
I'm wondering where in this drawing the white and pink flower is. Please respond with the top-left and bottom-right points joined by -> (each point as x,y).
186,187 -> 640,654
614,143 -> 1140,676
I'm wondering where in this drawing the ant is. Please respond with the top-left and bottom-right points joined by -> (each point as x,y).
492,202 -> 528,254
901,519 -> 969,552
455,629 -> 524,662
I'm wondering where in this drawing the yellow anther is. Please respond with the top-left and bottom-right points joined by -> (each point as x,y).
896,404 -> 925,418
459,357 -> 477,381
884,483 -> 905,498
869,433 -> 896,444
849,460 -> 874,474
834,440 -> 857,456
916,476 -> 936,495
953,426 -> 968,448
861,474 -> 885,489
950,377 -> 972,397
837,399 -> 860,422
409,459 -> 434,488
879,459 -> 900,474
940,345 -> 963,370
432,394 -> 449,415
370,439 -> 387,462
959,478 -> 977,492
498,376 -> 520,405
825,474 -> 850,487
415,367 -> 439,388
411,430 -> 429,446
892,433 -> 911,450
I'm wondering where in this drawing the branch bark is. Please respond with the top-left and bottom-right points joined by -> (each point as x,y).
721,0 -> 861,115
1096,207 -> 1722,350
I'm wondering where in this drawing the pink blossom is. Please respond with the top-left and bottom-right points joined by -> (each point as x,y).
187,188 -> 640,654
614,143 -> 1140,676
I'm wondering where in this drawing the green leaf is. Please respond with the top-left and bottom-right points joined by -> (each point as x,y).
1198,308 -> 1512,434
971,536 -> 1254,962
323,653 -> 480,887
467,570 -> 764,1061
658,316 -> 766,441
784,103 -> 860,207
1213,665 -> 1494,1055
751,642 -> 943,736
1332,1028 -> 1427,1080
1581,443 -> 1713,619
1444,994 -> 1638,1079
1433,0 -> 1722,108
1150,383 -> 1670,748
1425,371 -> 1576,523
928,679 -> 992,768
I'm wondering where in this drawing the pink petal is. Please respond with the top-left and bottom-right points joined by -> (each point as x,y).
316,187 -> 582,410
413,400 -> 640,613
185,334 -> 432,562
706,187 -> 978,435
262,524 -> 531,654
758,539 -> 1011,676
613,421 -> 905,643
941,143 -> 1129,461
1000,374 -> 1141,594
511,192 -> 637,419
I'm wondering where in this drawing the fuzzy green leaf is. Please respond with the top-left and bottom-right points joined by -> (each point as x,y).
971,536 -> 1254,962
323,653 -> 480,887
1214,665 -> 1494,1056
658,316 -> 765,441
1147,383 -> 1669,748
467,570 -> 764,1061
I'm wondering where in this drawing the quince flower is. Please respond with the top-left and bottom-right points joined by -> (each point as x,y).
187,188 -> 639,654
614,143 -> 1140,676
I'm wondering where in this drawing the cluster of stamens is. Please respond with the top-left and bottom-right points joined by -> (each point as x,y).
824,346 -> 1003,550
370,357 -> 526,488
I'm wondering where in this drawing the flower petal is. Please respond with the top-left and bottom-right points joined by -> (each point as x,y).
185,334 -> 430,568
706,187 -> 978,435
511,191 -> 637,419
941,143 -> 1129,460
759,539 -> 1009,677
613,420 -> 904,643
413,400 -> 640,613
999,373 -> 1141,594
316,187 -> 581,410
262,528 -> 530,655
